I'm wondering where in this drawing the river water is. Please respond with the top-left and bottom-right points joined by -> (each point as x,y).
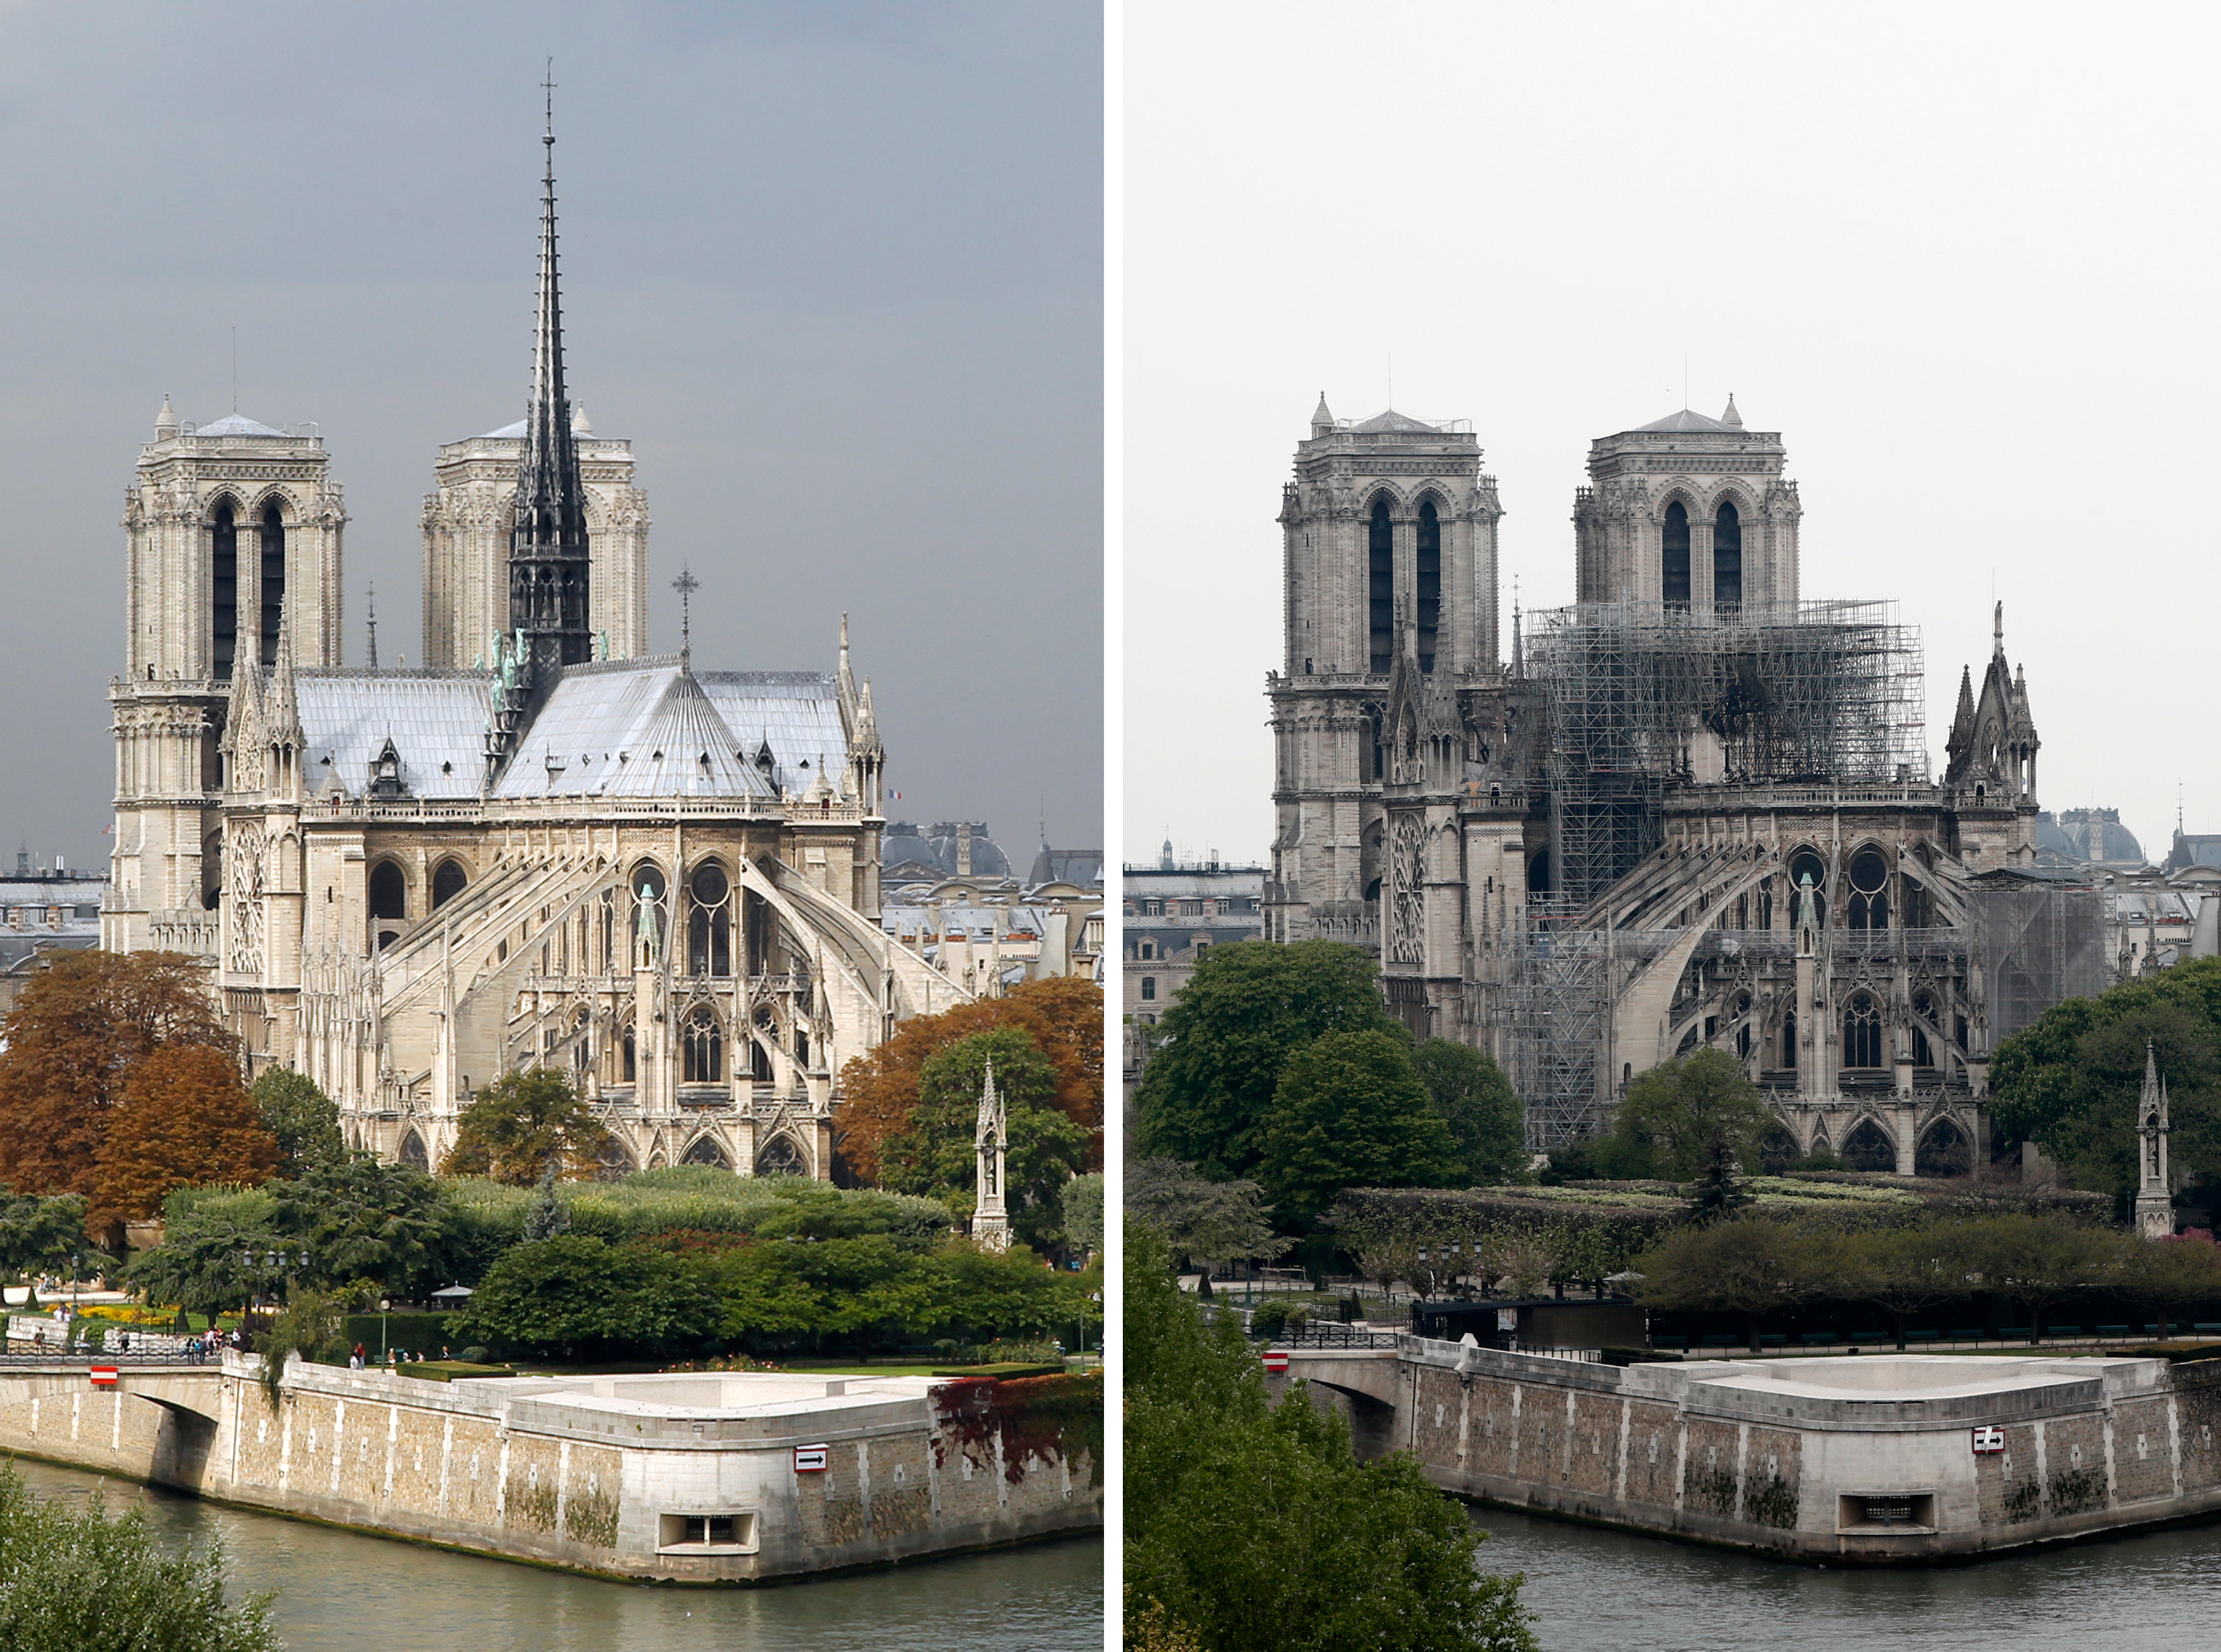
7,1455 -> 1104,1651
1473,1501 -> 2221,1651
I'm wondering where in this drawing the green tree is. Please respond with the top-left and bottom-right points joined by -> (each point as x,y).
2126,1232 -> 2221,1337
1685,1132 -> 1755,1225
440,1067 -> 615,1184
267,1156 -> 456,1298
126,1190 -> 290,1321
1634,1215 -> 1835,1351
1259,1031 -> 1459,1224
0,1188 -> 86,1309
247,1068 -> 344,1177
1838,1223 -> 1976,1349
1960,1212 -> 2125,1344
1124,1221 -> 1534,1652
0,1462 -> 279,1650
1413,1039 -> 1529,1186
454,1234 -> 723,1359
1605,1049 -> 1774,1180
876,1029 -> 1092,1248
1126,1158 -> 1291,1272
1135,941 -> 1402,1180
1062,1172 -> 1104,1260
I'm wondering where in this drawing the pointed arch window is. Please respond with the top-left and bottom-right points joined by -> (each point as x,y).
1847,849 -> 1890,930
1662,501 -> 1690,608
1843,995 -> 1884,1068
687,861 -> 733,975
1713,499 -> 1742,609
212,501 -> 239,680
260,503 -> 286,664
1416,499 -> 1440,671
1368,498 -> 1393,673
369,861 -> 406,922
432,859 -> 468,909
682,1007 -> 723,1083
1783,1009 -> 1798,1069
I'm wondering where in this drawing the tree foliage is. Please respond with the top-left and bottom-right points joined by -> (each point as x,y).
0,949 -> 232,1214
1135,941 -> 1402,1180
1124,1220 -> 1535,1652
247,1067 -> 344,1177
836,976 -> 1103,1184
1633,1216 -> 1836,1349
95,1046 -> 279,1222
875,1029 -> 1093,1247
267,1156 -> 455,1297
0,1187 -> 87,1307
1062,1172 -> 1104,1258
1602,1049 -> 1776,1180
1126,1158 -> 1291,1270
0,1461 -> 279,1651
452,1234 -> 724,1359
440,1066 -> 614,1184
1412,1038 -> 1530,1186
1260,1031 -> 1459,1224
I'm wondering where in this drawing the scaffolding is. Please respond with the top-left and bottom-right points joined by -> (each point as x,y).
1525,599 -> 1927,909
1503,904 -> 1680,1148
1968,882 -> 2109,1041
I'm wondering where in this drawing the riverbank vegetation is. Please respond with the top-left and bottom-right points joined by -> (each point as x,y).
1125,1220 -> 1534,1652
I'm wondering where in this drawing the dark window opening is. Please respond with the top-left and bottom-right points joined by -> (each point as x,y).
368,861 -> 407,922
1783,1010 -> 1798,1069
1528,849 -> 1552,895
1140,977 -> 1156,1001
1368,498 -> 1393,673
1662,500 -> 1690,609
432,859 -> 468,909
688,861 -> 733,975
1843,996 -> 1883,1068
623,1027 -> 636,1082
1847,848 -> 1890,930
398,1132 -> 429,1172
682,1134 -> 731,1169
1713,499 -> 1742,609
212,502 -> 238,680
683,1012 -> 723,1083
260,503 -> 286,664
1416,499 -> 1440,671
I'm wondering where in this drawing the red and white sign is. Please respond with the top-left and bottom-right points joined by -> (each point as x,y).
793,1444 -> 829,1473
1972,1426 -> 2005,1454
89,1366 -> 118,1388
1262,1352 -> 1289,1374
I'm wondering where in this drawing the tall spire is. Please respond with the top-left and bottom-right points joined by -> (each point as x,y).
366,580 -> 379,670
509,62 -> 591,676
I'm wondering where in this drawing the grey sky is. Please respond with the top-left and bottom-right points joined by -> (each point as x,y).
0,1 -> 1101,869
1125,4 -> 2219,868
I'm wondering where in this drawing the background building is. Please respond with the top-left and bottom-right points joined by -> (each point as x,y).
1122,849 -> 1263,1097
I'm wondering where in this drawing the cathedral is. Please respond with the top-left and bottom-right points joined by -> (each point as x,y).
103,121 -> 969,1180
1267,397 -> 2074,1173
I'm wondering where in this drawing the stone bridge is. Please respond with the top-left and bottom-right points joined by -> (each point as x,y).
1262,1349 -> 1409,1459
0,1363 -> 229,1489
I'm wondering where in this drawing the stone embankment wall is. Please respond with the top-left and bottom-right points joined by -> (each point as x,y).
1279,1339 -> 2221,1563
0,1359 -> 1098,1582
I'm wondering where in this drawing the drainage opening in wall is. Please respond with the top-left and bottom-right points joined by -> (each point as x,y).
657,1510 -> 759,1554
1837,1491 -> 1936,1533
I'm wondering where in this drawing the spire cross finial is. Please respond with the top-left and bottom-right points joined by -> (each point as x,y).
543,59 -> 556,147
671,565 -> 700,661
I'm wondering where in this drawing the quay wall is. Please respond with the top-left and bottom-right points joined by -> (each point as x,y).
1273,1339 -> 2221,1563
0,1359 -> 1098,1582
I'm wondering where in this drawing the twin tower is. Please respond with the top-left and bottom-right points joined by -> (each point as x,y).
1275,394 -> 1803,685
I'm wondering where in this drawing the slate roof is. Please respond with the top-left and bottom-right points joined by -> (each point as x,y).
1635,407 -> 1740,434
492,663 -> 779,800
298,672 -> 492,800
193,413 -> 289,437
1351,409 -> 1440,433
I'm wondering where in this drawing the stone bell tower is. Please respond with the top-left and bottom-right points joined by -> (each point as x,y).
107,400 -> 345,954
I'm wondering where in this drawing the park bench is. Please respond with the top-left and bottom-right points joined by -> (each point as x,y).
1758,1333 -> 1787,1348
1800,1332 -> 1835,1347
1904,1329 -> 1941,1344
2047,1325 -> 2083,1340
2095,1325 -> 2132,1339
1999,1327 -> 2032,1340
1949,1329 -> 1985,1345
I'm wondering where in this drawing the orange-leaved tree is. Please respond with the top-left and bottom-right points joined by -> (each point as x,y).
837,975 -> 1103,1184
96,1044 -> 280,1222
0,949 -> 234,1206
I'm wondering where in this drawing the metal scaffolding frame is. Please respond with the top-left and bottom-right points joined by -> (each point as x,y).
1526,599 -> 1927,910
1969,883 -> 2109,1041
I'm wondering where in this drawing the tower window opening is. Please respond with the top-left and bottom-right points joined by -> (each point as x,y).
212,501 -> 238,680
1416,499 -> 1441,671
1662,500 -> 1690,609
260,503 -> 286,664
1713,499 -> 1742,609
1368,498 -> 1392,673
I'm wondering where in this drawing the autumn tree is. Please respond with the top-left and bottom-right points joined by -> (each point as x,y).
0,949 -> 232,1202
836,976 -> 1103,1184
441,1066 -> 615,1184
95,1045 -> 279,1222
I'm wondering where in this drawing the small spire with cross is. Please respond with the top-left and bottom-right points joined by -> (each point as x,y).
672,564 -> 700,670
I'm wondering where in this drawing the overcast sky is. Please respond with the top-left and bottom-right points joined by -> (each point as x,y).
1124,3 -> 2220,869
0,1 -> 1101,871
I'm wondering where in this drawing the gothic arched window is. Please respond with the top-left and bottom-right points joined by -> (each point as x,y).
682,1008 -> 723,1083
1847,848 -> 1890,930
687,861 -> 732,976
1783,1010 -> 1798,1069
1713,499 -> 1742,609
1368,498 -> 1393,673
621,1023 -> 636,1083
1663,500 -> 1690,609
432,859 -> 468,909
1416,499 -> 1441,672
755,1134 -> 805,1177
260,503 -> 286,664
212,501 -> 239,680
368,861 -> 407,921
1843,994 -> 1883,1068
397,1130 -> 429,1172
682,1134 -> 732,1170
